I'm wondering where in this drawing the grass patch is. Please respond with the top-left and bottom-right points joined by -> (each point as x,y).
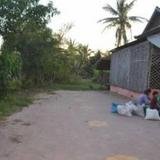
0,80 -> 106,119
0,91 -> 33,118
52,80 -> 106,91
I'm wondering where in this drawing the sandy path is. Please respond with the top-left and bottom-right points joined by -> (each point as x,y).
0,91 -> 160,160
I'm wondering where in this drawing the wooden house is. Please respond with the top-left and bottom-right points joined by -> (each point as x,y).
110,7 -> 160,98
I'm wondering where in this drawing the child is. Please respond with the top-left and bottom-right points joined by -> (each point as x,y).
150,91 -> 160,114
135,89 -> 151,116
157,94 -> 160,106
136,89 -> 151,106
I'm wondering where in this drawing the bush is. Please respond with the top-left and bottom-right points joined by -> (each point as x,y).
92,70 -> 110,86
0,51 -> 22,98
8,80 -> 22,91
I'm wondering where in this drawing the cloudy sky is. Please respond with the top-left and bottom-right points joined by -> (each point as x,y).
41,0 -> 160,51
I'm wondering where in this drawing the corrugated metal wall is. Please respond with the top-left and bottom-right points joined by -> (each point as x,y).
110,41 -> 150,92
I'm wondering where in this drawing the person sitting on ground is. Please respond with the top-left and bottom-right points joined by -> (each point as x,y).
157,94 -> 160,106
150,91 -> 160,114
136,89 -> 151,106
135,88 -> 151,116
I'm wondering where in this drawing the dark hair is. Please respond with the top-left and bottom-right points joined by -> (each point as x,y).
144,88 -> 151,95
152,91 -> 159,96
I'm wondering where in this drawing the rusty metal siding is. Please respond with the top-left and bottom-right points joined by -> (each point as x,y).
110,41 -> 150,92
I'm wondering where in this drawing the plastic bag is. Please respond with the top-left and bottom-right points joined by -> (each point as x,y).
111,103 -> 118,113
117,105 -> 132,117
145,108 -> 160,121
125,101 -> 138,113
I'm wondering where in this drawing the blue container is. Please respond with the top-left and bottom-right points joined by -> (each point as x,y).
111,103 -> 118,113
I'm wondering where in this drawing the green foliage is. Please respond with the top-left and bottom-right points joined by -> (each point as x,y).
0,0 -> 59,39
0,0 -> 108,121
0,0 -> 105,103
52,80 -> 105,91
15,25 -> 56,85
0,51 -> 22,97
92,70 -> 110,87
99,0 -> 147,47
0,92 -> 32,117
0,0 -> 60,88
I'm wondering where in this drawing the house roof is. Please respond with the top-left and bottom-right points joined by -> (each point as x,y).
135,25 -> 160,39
111,38 -> 146,52
147,33 -> 160,48
136,7 -> 160,39
111,7 -> 160,53
142,7 -> 160,34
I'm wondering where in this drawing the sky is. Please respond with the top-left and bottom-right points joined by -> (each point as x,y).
40,0 -> 160,51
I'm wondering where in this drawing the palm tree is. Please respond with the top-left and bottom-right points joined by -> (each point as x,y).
99,0 -> 147,47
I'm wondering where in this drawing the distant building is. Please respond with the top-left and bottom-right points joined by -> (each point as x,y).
110,7 -> 160,98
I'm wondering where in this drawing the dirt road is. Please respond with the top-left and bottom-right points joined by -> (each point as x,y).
0,91 -> 160,160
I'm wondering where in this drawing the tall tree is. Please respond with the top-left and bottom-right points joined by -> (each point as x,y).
99,0 -> 147,47
0,0 -> 59,48
0,0 -> 59,85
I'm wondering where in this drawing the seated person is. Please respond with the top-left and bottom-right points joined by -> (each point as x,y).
150,91 -> 160,114
135,89 -> 151,105
134,88 -> 151,116
157,94 -> 160,106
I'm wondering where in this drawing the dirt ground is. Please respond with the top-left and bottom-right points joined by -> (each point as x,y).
0,91 -> 160,160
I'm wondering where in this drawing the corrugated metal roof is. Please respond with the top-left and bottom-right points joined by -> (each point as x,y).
110,38 -> 146,52
111,7 -> 160,52
147,33 -> 160,48
142,7 -> 160,34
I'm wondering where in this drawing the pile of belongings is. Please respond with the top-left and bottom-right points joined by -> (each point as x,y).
111,101 -> 160,120
112,101 -> 139,117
